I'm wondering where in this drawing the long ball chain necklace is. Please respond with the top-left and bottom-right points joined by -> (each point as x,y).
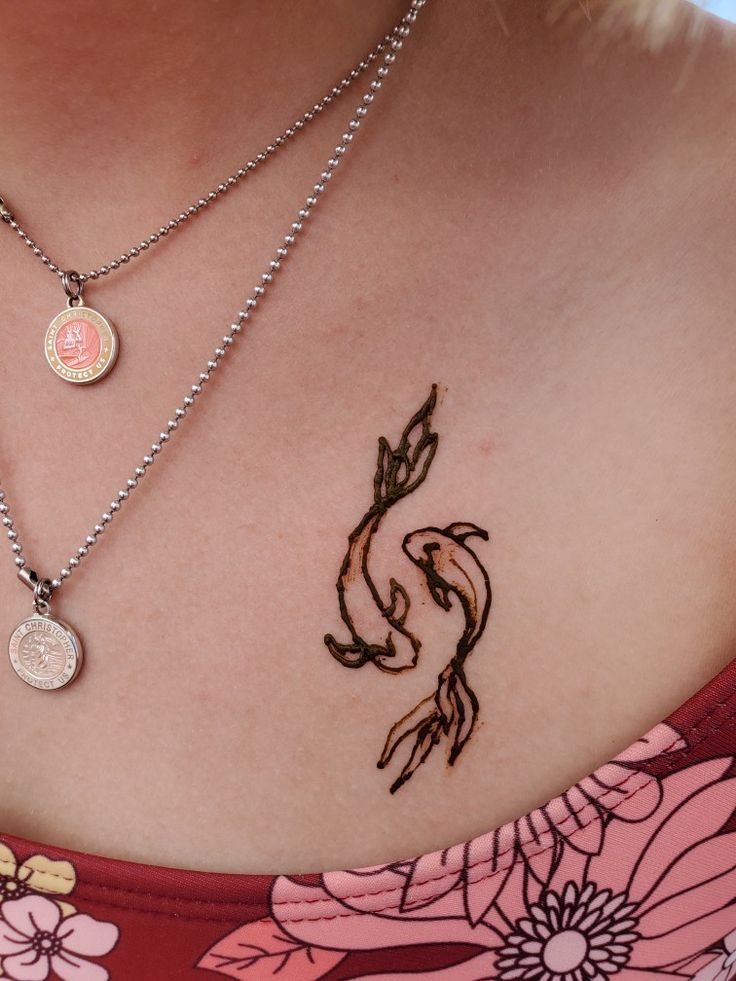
0,21 -> 399,386
1,0 -> 428,691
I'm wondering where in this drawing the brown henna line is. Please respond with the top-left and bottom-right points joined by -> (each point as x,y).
324,385 -> 492,793
323,385 -> 438,671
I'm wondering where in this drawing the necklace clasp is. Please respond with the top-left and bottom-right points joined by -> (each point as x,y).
17,567 -> 54,615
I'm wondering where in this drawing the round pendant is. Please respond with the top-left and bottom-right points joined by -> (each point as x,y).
45,306 -> 118,384
8,614 -> 83,690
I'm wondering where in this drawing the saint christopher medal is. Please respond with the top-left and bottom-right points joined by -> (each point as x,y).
44,271 -> 119,384
8,571 -> 83,690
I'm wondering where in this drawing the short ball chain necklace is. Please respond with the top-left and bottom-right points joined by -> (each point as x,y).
0,20 -> 398,385
1,0 -> 428,690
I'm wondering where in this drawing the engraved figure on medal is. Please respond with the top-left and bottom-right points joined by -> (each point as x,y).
57,318 -> 101,369
8,615 -> 83,690
44,272 -> 118,385
18,629 -> 66,677
45,306 -> 118,384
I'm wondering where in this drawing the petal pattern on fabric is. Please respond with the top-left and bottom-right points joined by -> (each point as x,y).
587,765 -> 664,823
631,906 -> 736,969
50,951 -> 110,981
55,913 -> 119,957
0,919 -> 32,955
1,949 -> 49,981
690,955 -> 731,981
0,845 -> 19,881
465,866 -> 511,926
628,776 -> 736,904
588,758 -> 733,893
400,849 -> 463,912
18,856 -> 76,897
640,833 -> 736,927
543,789 -> 604,855
463,849 -> 512,927
0,897 -> 60,938
614,723 -> 686,762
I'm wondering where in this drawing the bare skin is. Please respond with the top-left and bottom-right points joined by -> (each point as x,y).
1,0 -> 736,874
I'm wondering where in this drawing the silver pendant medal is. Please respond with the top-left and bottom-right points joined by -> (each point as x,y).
8,571 -> 83,690
44,271 -> 119,385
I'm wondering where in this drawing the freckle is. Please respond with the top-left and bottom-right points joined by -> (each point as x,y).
479,439 -> 494,456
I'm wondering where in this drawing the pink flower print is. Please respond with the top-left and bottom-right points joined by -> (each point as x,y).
255,757 -> 736,980
487,756 -> 736,978
495,881 -> 640,978
0,894 -> 118,981
398,721 -> 686,924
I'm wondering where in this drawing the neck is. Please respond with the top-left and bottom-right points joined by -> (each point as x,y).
0,1 -> 407,186
0,0 -> 717,248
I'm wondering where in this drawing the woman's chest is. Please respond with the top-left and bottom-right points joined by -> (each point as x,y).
0,171 -> 735,873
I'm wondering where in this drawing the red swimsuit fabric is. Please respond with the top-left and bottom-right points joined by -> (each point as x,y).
2,656 -> 736,980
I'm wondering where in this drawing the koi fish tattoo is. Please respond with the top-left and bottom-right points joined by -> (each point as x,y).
324,385 -> 491,793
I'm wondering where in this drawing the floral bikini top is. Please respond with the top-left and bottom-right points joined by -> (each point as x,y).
0,653 -> 735,981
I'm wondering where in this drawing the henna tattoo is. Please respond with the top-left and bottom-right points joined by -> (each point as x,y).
324,385 -> 492,793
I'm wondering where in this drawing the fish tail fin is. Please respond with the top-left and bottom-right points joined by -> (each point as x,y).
376,664 -> 480,792
377,694 -> 437,768
377,696 -> 445,795
440,664 -> 480,765
373,386 -> 439,508
377,694 -> 443,793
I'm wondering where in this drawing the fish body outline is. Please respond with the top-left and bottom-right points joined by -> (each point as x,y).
402,522 -> 491,659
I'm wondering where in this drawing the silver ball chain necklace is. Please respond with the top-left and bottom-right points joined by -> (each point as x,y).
0,0 -> 428,691
0,17 -> 405,385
